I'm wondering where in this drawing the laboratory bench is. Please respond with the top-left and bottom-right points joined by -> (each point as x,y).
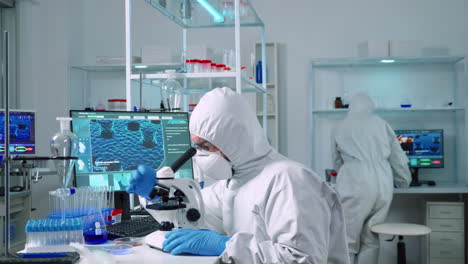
77,244 -> 217,264
394,185 -> 468,194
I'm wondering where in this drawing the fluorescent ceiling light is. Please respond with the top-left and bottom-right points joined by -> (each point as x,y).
134,65 -> 148,69
196,0 -> 224,23
380,59 -> 395,63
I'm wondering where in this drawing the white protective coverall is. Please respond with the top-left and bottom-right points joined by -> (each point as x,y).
332,93 -> 411,264
190,87 -> 350,264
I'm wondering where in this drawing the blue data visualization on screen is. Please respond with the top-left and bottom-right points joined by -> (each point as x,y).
70,111 -> 193,190
395,129 -> 444,168
0,111 -> 36,154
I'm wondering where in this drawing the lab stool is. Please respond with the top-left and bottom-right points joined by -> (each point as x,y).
371,223 -> 431,264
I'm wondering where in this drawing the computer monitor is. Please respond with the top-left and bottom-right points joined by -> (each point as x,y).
0,110 -> 36,155
394,129 -> 444,168
70,111 -> 193,191
394,129 -> 443,187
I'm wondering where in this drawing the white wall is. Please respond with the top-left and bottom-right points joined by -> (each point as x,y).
16,0 -> 75,218
15,0 -> 468,262
63,0 -> 468,164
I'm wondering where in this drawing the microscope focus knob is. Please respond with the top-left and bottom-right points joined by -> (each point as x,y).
160,221 -> 175,231
186,208 -> 201,222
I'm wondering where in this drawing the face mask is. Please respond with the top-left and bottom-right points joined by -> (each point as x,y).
195,151 -> 232,180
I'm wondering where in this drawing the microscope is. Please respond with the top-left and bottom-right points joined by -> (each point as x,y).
140,147 -> 205,250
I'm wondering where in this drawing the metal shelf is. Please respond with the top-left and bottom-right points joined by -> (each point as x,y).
72,63 -> 181,73
312,107 -> 465,113
144,0 -> 264,28
394,184 -> 468,194
311,56 -> 465,67
131,73 -> 266,93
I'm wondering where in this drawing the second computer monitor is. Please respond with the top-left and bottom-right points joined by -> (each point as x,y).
0,110 -> 36,155
70,111 -> 193,190
394,129 -> 444,168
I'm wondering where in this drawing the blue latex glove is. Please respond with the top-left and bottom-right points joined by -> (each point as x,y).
163,228 -> 230,256
126,165 -> 157,200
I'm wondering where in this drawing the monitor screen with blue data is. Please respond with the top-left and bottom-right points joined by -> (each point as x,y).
70,111 -> 193,190
394,129 -> 444,168
0,110 -> 36,155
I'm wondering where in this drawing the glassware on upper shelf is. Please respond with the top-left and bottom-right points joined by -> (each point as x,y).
400,96 -> 412,108
161,70 -> 182,111
222,1 -> 234,20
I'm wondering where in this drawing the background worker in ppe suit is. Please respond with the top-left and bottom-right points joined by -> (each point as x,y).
332,93 -> 411,264
127,87 -> 350,263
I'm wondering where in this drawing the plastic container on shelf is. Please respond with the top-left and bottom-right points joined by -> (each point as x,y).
189,104 -> 197,112
201,60 -> 212,72
193,59 -> 201,73
256,61 -> 263,83
216,64 -> 226,72
185,59 -> 194,73
108,99 -> 127,111
211,63 -> 217,72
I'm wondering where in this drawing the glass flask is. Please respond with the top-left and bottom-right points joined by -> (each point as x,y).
50,117 -> 78,188
161,70 -> 182,111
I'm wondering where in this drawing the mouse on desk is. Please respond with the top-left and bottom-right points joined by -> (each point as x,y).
0,186 -> 24,196
10,186 -> 24,192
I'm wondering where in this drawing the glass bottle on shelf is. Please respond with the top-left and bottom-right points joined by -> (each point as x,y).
161,70 -> 183,111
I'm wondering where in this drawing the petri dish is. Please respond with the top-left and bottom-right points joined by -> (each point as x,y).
103,244 -> 133,255
114,237 -> 143,247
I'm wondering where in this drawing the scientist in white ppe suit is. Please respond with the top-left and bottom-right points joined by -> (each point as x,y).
127,87 -> 350,263
332,93 -> 411,264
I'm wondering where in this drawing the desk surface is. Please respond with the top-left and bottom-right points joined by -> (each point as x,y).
394,184 -> 468,194
79,244 -> 217,264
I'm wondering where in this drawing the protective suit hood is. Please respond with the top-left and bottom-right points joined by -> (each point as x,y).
348,93 -> 375,116
190,87 -> 273,183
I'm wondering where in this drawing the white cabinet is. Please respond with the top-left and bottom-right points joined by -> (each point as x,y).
309,56 -> 468,188
254,42 -> 279,150
426,202 -> 464,264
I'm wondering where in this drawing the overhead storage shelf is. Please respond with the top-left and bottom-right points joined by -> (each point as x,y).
311,56 -> 465,67
144,0 -> 264,28
131,72 -> 265,93
312,107 -> 465,113
72,63 -> 181,73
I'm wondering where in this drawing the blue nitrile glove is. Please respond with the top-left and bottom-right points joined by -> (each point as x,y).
163,228 -> 230,256
126,165 -> 157,200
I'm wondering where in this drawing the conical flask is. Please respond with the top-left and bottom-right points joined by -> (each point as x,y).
50,117 -> 78,188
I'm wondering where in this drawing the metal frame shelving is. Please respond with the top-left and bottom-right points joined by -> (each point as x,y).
124,0 -> 268,133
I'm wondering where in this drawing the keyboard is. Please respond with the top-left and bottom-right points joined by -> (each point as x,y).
107,216 -> 160,240
130,208 -> 151,216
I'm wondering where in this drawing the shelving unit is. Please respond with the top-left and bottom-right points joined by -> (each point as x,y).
309,56 -> 468,192
69,63 -> 182,111
254,42 -> 279,149
124,0 -> 268,132
0,191 -> 32,252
